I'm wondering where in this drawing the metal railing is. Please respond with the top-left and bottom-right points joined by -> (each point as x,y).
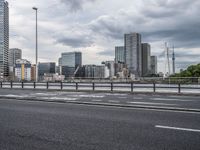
0,81 -> 200,94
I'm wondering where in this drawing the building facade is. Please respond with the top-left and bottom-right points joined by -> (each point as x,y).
60,52 -> 82,67
124,33 -> 142,77
9,48 -> 22,67
59,52 -> 82,78
0,0 -> 9,79
31,64 -> 36,81
141,43 -> 151,77
103,61 -> 115,78
84,65 -> 105,78
38,62 -> 56,80
115,46 -> 125,63
151,56 -> 158,75
15,59 -> 31,81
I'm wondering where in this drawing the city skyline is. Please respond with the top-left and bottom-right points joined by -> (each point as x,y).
7,0 -> 200,72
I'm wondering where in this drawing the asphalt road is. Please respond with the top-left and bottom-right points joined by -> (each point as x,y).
0,90 -> 200,150
0,89 -> 200,110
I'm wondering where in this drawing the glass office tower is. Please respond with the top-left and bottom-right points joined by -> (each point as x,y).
0,0 -> 9,79
124,33 -> 142,77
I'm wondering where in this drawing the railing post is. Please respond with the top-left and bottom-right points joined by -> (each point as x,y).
111,82 -> 113,92
61,82 -> 63,90
47,82 -> 49,89
22,82 -> 24,89
34,82 -> 36,89
131,82 -> 134,92
10,81 -> 13,89
76,83 -> 78,91
178,83 -> 181,93
92,83 -> 95,91
153,82 -> 156,93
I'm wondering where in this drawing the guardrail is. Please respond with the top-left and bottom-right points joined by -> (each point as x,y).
0,82 -> 200,94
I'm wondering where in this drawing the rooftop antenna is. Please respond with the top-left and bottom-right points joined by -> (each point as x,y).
164,42 -> 171,77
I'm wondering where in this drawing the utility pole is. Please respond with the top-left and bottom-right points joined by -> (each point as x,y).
32,7 -> 38,82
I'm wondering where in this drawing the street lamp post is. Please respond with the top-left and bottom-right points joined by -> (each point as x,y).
32,7 -> 38,82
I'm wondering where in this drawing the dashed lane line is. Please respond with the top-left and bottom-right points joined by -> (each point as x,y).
155,125 -> 200,133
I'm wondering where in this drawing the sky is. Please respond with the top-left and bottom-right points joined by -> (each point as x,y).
7,0 -> 200,73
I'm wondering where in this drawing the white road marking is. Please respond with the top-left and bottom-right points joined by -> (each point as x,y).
91,99 -> 102,102
133,97 -> 143,100
78,95 -> 104,98
151,98 -> 193,102
108,100 -> 120,103
128,102 -> 176,106
42,97 -> 78,101
155,125 -> 200,133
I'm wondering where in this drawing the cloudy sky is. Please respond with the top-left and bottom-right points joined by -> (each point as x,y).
7,0 -> 200,72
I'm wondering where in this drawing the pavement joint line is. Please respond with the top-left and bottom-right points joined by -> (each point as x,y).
155,125 -> 200,133
108,100 -> 120,103
151,98 -> 194,102
1,97 -> 200,114
91,99 -> 102,102
127,102 -> 176,106
0,96 -> 200,114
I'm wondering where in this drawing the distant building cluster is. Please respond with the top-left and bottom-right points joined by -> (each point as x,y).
0,0 -> 158,81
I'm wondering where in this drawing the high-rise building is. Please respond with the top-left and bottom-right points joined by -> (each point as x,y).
124,33 -> 142,77
38,62 -> 56,80
9,48 -> 22,67
59,52 -> 82,78
151,56 -> 158,74
0,0 -> 9,79
115,46 -> 125,63
15,59 -> 31,81
60,52 -> 82,67
141,43 -> 151,77
84,65 -> 105,78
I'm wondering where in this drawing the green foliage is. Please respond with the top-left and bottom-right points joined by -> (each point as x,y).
171,63 -> 200,77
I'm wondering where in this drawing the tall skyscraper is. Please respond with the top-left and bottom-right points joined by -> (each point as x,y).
141,43 -> 151,77
151,56 -> 158,74
0,0 -> 9,79
124,33 -> 142,77
115,46 -> 125,63
9,48 -> 22,67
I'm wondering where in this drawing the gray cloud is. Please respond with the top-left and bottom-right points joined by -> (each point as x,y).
56,36 -> 94,48
98,50 -> 114,56
60,0 -> 96,12
89,0 -> 200,50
